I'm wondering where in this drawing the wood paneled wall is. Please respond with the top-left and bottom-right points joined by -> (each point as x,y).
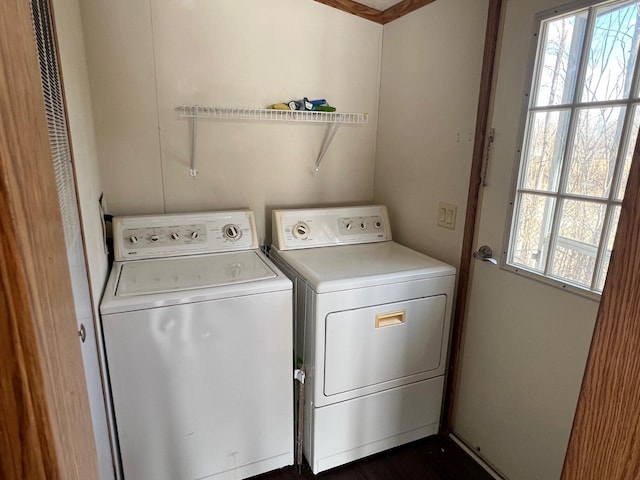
0,0 -> 99,479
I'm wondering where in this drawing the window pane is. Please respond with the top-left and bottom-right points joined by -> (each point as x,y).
581,1 -> 640,102
616,105 -> 640,199
566,106 -> 625,198
597,206 -> 621,291
535,12 -> 587,107
510,193 -> 556,272
551,199 -> 606,286
521,110 -> 570,191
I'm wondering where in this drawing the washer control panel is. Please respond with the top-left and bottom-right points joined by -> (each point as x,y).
122,224 -> 207,249
113,210 -> 258,261
338,215 -> 385,235
272,205 -> 391,250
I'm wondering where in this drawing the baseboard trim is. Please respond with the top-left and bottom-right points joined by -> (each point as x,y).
449,433 -> 506,480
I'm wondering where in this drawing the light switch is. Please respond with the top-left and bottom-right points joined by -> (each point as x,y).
437,202 -> 457,230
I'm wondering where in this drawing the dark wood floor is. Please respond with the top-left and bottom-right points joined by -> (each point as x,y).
252,435 -> 494,480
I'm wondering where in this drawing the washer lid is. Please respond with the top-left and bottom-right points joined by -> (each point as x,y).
274,241 -> 455,293
115,251 -> 276,296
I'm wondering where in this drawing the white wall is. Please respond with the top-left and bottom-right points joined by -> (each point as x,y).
50,0 -> 113,478
81,0 -> 383,241
374,0 -> 489,268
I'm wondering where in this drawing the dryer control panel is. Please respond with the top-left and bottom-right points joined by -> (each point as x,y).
272,205 -> 391,250
113,210 -> 258,261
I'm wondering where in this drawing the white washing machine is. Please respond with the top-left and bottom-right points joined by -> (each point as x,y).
269,205 -> 456,474
100,210 -> 293,480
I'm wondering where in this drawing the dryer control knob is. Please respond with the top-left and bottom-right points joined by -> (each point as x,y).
345,222 -> 353,230
170,232 -> 180,240
191,231 -> 200,240
293,222 -> 310,240
374,220 -> 382,229
150,235 -> 159,242
129,235 -> 138,244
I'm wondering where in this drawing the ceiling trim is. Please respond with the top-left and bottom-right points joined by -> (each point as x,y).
381,0 -> 437,24
314,0 -> 384,24
314,0 -> 438,24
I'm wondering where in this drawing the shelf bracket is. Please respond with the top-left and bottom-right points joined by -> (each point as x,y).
314,117 -> 344,173
189,116 -> 198,176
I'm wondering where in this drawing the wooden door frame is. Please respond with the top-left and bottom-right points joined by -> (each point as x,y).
445,0 -> 640,478
0,1 -> 99,479
442,0 -> 503,432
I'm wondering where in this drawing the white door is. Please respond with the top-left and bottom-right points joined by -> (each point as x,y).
450,1 -> 620,479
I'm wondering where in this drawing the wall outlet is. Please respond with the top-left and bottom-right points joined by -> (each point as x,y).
437,202 -> 457,230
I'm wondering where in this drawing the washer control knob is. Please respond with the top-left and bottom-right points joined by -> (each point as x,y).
191,231 -> 200,240
345,222 -> 353,230
360,222 -> 366,229
129,235 -> 138,244
223,224 -> 241,240
292,222 -> 310,240
150,235 -> 159,242
374,220 -> 382,229
170,232 -> 180,240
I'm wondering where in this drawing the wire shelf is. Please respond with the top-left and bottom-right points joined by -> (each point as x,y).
176,105 -> 368,124
176,104 -> 368,176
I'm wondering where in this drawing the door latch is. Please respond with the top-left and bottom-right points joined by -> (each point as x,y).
473,245 -> 498,265
78,323 -> 86,343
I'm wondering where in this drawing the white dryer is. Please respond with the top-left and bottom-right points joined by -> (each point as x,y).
100,210 -> 293,480
269,205 -> 455,474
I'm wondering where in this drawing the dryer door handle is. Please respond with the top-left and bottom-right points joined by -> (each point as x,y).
375,310 -> 405,328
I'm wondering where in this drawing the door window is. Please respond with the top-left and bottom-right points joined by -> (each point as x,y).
507,0 -> 640,294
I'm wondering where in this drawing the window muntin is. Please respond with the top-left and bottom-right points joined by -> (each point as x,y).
596,204 -> 621,289
617,104 -> 640,198
507,0 -> 640,294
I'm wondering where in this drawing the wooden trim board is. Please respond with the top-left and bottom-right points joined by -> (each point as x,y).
442,0 -> 503,433
314,0 -> 383,23
314,0 -> 437,24
381,0 -> 438,24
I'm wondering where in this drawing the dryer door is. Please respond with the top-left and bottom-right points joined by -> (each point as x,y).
323,295 -> 446,396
